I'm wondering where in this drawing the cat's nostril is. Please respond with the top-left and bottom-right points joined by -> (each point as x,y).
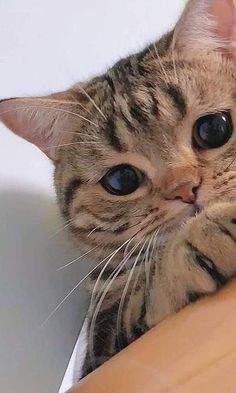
175,192 -> 195,204
192,186 -> 199,196
171,181 -> 200,204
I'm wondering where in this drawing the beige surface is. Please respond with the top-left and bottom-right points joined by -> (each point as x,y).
71,281 -> 236,393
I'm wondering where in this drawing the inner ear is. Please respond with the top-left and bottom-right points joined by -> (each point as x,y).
0,96 -> 77,160
174,0 -> 236,58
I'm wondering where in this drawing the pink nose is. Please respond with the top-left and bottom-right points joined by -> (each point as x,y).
167,181 -> 199,204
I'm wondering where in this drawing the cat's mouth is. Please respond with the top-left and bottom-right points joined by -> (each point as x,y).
158,202 -> 203,236
193,203 -> 203,216
170,202 -> 203,231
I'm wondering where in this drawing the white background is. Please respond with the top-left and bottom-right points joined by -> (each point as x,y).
0,1 -> 185,392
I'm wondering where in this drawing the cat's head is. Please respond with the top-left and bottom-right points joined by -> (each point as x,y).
2,0 -> 236,258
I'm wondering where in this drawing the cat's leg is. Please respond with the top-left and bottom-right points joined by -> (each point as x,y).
81,267 -> 148,378
81,202 -> 236,378
81,295 -> 147,378
149,202 -> 236,326
81,303 -> 121,378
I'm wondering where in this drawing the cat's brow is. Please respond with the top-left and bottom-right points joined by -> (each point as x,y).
164,84 -> 187,117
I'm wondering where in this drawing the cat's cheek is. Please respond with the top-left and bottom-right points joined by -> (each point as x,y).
198,173 -> 236,207
73,212 -> 91,230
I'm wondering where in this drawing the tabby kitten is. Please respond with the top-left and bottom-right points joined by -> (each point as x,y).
2,0 -> 236,378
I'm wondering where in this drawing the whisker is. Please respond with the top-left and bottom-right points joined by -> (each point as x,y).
48,219 -> 73,240
123,236 -> 135,259
57,246 -> 98,271
0,105 -> 99,128
149,229 -> 160,267
124,247 -> 146,338
43,141 -> 101,151
131,252 -> 145,296
116,238 -> 148,350
153,43 -> 170,86
147,227 -> 167,318
144,229 -> 157,286
146,228 -> 160,305
170,43 -> 178,84
91,237 -> 133,305
31,97 -> 92,115
87,226 -> 101,237
77,84 -> 107,121
40,246 -> 124,327
88,238 -> 142,369
124,220 -> 143,231
67,99 -> 92,115
64,131 -> 100,139
147,228 -> 160,277
40,263 -> 102,328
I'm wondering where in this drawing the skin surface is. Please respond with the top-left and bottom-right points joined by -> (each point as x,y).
1,0 -> 236,379
71,281 -> 236,393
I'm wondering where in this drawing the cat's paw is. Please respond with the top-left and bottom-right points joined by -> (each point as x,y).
154,202 -> 236,321
180,202 -> 236,282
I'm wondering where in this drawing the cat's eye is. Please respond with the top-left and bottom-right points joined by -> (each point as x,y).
101,164 -> 144,196
193,112 -> 233,149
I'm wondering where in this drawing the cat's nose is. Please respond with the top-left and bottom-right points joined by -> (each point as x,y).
166,181 -> 200,204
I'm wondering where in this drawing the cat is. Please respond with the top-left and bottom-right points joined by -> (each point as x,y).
1,0 -> 236,379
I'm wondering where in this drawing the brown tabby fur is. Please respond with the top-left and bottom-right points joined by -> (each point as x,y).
2,0 -> 236,379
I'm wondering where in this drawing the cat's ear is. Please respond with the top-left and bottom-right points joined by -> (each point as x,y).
174,0 -> 236,58
0,92 -> 78,160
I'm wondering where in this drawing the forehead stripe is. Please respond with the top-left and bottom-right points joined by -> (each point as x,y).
104,116 -> 123,152
165,84 -> 187,117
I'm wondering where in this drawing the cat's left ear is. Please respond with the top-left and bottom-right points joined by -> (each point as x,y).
174,0 -> 236,59
0,92 -> 79,160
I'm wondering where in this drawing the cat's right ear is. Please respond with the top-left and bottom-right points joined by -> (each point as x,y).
174,0 -> 236,59
0,93 -> 79,160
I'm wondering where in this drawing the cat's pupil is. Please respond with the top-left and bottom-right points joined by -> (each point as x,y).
101,165 -> 143,196
193,112 -> 233,149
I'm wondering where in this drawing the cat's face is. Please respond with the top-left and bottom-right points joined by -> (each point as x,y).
2,0 -> 236,260
53,49 -> 236,256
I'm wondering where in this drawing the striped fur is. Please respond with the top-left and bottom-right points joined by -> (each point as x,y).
3,0 -> 236,380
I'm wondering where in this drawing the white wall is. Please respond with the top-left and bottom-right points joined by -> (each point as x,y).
0,1 -> 185,392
